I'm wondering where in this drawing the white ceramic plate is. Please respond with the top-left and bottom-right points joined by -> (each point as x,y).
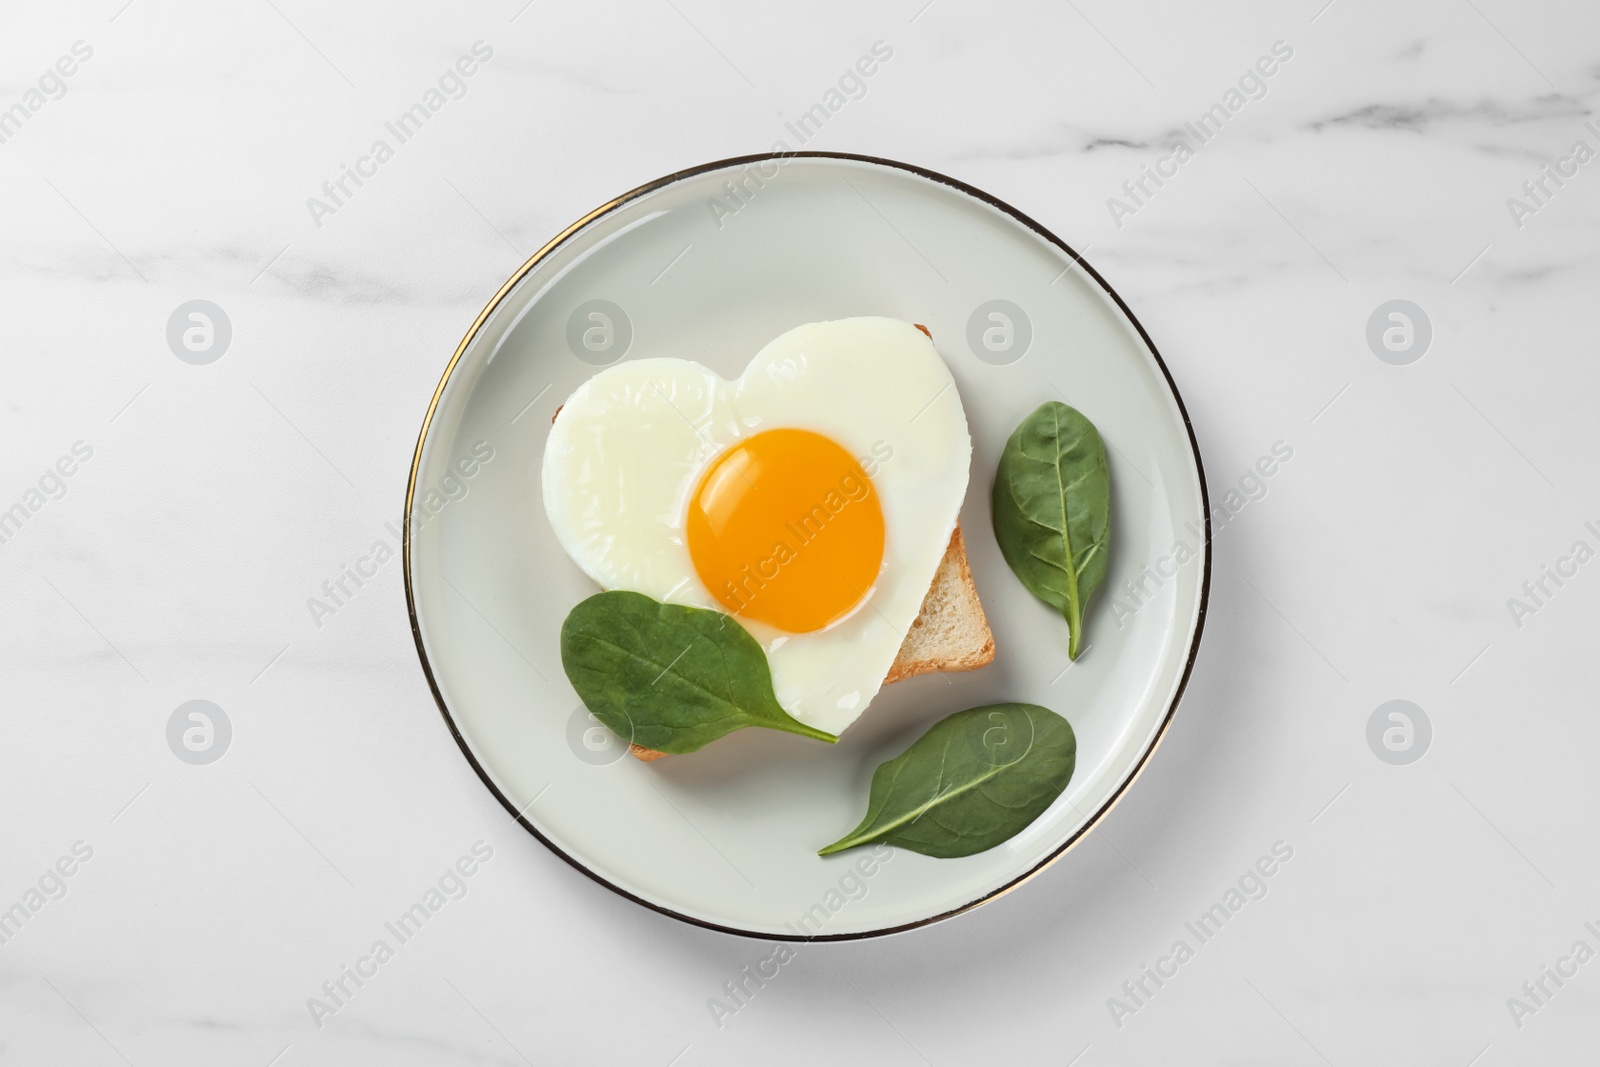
404,154 -> 1209,939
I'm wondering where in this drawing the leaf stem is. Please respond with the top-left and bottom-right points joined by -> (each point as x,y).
1052,403 -> 1084,660
777,718 -> 839,744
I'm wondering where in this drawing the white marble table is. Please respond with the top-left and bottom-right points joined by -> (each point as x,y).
3,0 -> 1598,1063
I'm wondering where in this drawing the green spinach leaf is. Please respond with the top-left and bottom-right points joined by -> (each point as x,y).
992,401 -> 1110,659
560,590 -> 837,755
819,703 -> 1075,858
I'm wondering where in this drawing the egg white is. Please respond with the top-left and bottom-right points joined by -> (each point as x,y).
541,317 -> 972,736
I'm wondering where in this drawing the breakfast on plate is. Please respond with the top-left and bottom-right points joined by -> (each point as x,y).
542,316 -> 1112,858
543,318 -> 984,740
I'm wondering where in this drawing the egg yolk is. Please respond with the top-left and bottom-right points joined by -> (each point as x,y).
687,428 -> 885,633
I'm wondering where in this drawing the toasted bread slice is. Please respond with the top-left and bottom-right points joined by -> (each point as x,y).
884,523 -> 996,682
626,522 -> 994,762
